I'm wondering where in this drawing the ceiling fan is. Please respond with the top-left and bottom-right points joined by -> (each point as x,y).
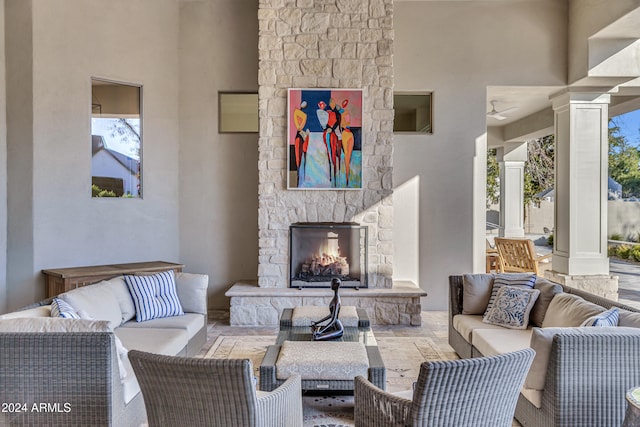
487,101 -> 518,121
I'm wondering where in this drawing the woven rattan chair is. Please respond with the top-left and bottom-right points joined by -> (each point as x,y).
129,350 -> 303,427
494,237 -> 551,275
354,348 -> 535,427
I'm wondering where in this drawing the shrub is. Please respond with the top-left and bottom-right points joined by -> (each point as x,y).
547,233 -> 553,247
610,233 -> 624,241
617,244 -> 632,259
630,245 -> 640,262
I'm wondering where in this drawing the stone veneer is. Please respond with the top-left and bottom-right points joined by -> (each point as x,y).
227,0 -> 409,326
257,0 -> 395,290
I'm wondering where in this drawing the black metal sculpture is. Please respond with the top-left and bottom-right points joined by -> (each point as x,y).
311,277 -> 344,340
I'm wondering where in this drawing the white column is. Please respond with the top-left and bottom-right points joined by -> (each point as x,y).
498,142 -> 527,238
547,90 -> 617,298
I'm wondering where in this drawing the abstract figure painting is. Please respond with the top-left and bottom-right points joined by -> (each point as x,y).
287,88 -> 363,189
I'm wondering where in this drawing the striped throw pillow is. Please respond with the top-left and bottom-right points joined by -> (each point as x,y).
581,307 -> 620,327
50,298 -> 81,319
124,271 -> 184,322
484,273 -> 537,316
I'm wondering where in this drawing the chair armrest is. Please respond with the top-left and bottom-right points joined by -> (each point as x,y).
354,376 -> 412,427
257,374 -> 303,427
535,253 -> 552,262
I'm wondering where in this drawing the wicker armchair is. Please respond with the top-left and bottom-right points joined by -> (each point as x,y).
129,350 -> 303,427
354,348 -> 535,427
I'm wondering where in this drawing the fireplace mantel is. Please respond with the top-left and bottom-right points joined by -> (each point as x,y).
225,280 -> 426,326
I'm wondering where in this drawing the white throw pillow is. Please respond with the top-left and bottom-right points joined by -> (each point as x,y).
59,282 -> 124,329
483,286 -> 540,329
125,271 -> 184,322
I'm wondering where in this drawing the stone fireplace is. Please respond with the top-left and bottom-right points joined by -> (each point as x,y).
289,222 -> 367,289
225,0 -> 425,326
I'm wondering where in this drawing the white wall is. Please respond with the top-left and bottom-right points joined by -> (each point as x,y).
393,0 -> 567,309
179,0 -> 259,310
0,0 -> 7,313
4,0 -> 181,310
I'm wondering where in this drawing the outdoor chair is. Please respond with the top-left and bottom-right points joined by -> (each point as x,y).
128,350 -> 303,427
494,237 -> 552,275
354,348 -> 535,427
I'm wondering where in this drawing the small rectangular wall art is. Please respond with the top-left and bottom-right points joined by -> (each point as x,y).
287,88 -> 363,190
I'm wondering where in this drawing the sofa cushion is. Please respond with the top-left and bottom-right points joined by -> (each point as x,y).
175,272 -> 209,315
276,341 -> 369,380
619,309 -> 640,328
530,279 -> 563,327
114,327 -> 189,356
525,326 -> 640,390
59,282 -> 124,329
452,314 -> 506,342
0,305 -> 51,319
0,317 -> 110,333
484,273 -> 536,315
50,298 -> 81,319
125,271 -> 184,322
483,286 -> 540,330
120,356 -> 140,405
119,313 -> 205,340
462,274 -> 494,315
472,328 -> 532,357
541,293 -> 605,328
581,307 -> 619,327
99,277 -> 136,323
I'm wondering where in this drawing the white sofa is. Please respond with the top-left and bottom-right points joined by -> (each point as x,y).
0,271 -> 208,427
449,273 -> 640,427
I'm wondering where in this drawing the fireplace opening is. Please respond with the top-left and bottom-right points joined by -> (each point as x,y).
289,222 -> 367,288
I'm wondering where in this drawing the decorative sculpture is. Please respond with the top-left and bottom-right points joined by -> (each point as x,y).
311,278 -> 344,340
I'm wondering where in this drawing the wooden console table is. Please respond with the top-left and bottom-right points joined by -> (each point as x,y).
42,261 -> 185,298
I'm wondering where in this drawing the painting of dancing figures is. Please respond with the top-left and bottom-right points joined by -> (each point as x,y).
288,88 -> 363,189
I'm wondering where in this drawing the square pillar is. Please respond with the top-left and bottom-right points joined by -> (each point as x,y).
548,90 -> 617,298
498,142 -> 527,238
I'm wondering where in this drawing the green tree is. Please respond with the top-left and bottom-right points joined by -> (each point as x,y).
486,148 -> 499,207
608,119 -> 640,197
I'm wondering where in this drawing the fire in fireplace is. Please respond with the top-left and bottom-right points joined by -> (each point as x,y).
289,222 -> 367,288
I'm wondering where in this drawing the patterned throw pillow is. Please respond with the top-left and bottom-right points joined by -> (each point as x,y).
124,271 -> 184,322
483,286 -> 541,329
484,273 -> 537,316
50,298 -> 81,319
581,307 -> 620,327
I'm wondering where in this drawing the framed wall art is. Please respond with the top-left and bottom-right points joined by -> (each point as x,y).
287,88 -> 363,190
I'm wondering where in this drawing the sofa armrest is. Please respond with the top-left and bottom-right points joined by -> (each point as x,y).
174,272 -> 208,315
545,331 -> 640,426
449,275 -> 464,318
0,332 -> 120,426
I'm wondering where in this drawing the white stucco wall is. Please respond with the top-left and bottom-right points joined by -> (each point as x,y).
5,0 -> 181,310
0,0 -> 7,313
393,0 -> 567,309
179,0 -> 259,310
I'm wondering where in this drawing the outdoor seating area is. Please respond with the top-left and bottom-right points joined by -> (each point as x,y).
3,1 -> 640,427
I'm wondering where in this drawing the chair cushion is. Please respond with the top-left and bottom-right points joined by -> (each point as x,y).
530,278 -> 563,327
619,309 -> 640,328
276,341 -> 369,380
114,327 -> 188,356
462,274 -> 494,315
59,282 -> 124,329
291,306 -> 359,327
0,305 -> 51,319
581,307 -> 619,326
484,273 -> 536,316
541,293 -> 605,328
452,314 -> 506,342
471,328 -> 532,357
119,313 -> 205,339
50,298 -> 81,319
125,271 -> 184,322
483,286 -> 540,330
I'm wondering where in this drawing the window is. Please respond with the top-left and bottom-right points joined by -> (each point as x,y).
393,92 -> 433,134
219,92 -> 259,133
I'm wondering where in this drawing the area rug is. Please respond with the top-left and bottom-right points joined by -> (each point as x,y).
202,335 -> 448,427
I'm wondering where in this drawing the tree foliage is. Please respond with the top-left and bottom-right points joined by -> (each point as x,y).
608,120 -> 640,197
